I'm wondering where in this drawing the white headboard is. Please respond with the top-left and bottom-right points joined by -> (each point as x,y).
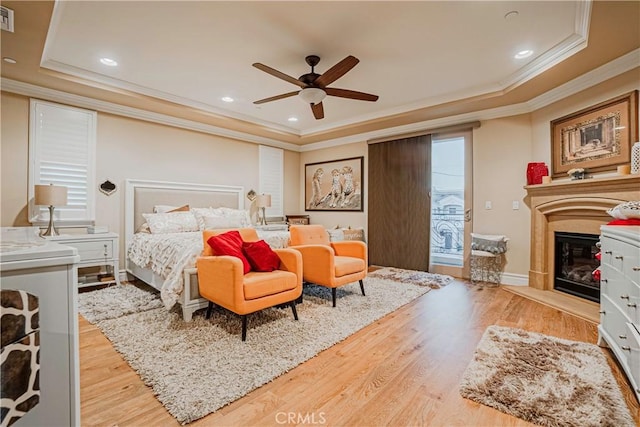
124,179 -> 244,252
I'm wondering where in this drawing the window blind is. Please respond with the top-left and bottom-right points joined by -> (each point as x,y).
258,145 -> 284,218
29,99 -> 97,225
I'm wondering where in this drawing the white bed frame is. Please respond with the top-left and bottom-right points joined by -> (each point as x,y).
124,179 -> 244,321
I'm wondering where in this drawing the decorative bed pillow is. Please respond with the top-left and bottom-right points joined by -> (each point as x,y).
606,201 -> 640,219
201,216 -> 243,230
207,230 -> 251,274
137,205 -> 191,233
153,204 -> 190,214
142,211 -> 199,234
191,207 -> 225,230
342,227 -> 365,242
218,208 -> 252,228
470,233 -> 508,254
242,240 -> 280,272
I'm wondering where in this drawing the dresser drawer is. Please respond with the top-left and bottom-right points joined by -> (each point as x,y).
601,294 -> 633,352
601,266 -> 640,309
625,323 -> 640,394
71,240 -> 113,262
601,234 -> 640,283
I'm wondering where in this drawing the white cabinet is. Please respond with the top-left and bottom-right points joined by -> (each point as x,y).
598,225 -> 640,402
46,232 -> 120,287
0,228 -> 81,426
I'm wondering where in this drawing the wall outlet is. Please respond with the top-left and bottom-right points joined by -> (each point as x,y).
512,201 -> 520,210
485,201 -> 492,210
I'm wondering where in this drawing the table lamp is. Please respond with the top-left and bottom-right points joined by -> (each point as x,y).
34,184 -> 68,236
256,194 -> 271,226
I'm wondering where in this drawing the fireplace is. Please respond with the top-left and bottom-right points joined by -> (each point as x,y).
554,232 -> 600,302
518,175 -> 639,322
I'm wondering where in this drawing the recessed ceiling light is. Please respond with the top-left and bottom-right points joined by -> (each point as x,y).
221,96 -> 234,103
514,50 -> 533,59
99,57 -> 118,66
3,57 -> 17,64
288,117 -> 298,122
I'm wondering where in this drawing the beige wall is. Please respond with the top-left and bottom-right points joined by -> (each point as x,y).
0,92 -> 300,262
472,115 -> 533,276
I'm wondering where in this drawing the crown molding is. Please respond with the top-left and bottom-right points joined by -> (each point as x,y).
526,48 -> 640,110
0,78 -> 301,152
3,48 -> 637,154
301,49 -> 640,152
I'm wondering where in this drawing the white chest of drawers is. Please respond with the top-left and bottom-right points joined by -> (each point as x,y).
45,232 -> 120,287
598,225 -> 640,402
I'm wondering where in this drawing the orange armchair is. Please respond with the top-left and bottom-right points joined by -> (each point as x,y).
289,225 -> 367,307
196,228 -> 303,341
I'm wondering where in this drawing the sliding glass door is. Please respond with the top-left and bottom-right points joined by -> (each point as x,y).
429,131 -> 472,278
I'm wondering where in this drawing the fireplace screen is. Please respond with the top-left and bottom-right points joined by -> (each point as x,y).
554,232 -> 600,302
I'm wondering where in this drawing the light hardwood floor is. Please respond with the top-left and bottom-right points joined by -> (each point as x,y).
80,280 -> 640,426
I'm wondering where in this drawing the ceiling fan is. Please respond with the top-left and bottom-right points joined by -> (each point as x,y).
252,55 -> 379,120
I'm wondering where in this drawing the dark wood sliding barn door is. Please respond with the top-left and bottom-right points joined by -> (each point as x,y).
368,135 -> 431,271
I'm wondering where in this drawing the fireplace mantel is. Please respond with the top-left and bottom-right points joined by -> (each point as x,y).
507,174 -> 640,322
524,174 -> 640,198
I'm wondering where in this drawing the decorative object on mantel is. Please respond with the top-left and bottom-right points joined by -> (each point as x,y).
526,162 -> 548,185
632,141 -> 640,174
567,167 -> 586,180
541,176 -> 552,184
99,179 -> 117,196
550,90 -> 639,178
617,164 -> 631,175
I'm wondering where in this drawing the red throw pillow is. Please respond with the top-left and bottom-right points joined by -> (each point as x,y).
242,240 -> 281,272
207,230 -> 251,274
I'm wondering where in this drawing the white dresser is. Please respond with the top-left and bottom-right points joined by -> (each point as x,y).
46,232 -> 120,287
0,227 -> 81,426
598,225 -> 640,402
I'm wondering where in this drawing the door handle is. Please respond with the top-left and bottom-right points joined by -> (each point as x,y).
464,209 -> 471,222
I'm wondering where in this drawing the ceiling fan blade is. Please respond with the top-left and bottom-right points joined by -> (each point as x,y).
325,87 -> 379,102
253,63 -> 306,88
253,91 -> 300,105
314,55 -> 359,88
311,102 -> 324,120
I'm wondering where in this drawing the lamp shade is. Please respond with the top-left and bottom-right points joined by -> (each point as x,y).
34,184 -> 68,206
299,88 -> 326,105
256,194 -> 271,208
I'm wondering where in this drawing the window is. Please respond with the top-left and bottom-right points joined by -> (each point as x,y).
29,99 -> 97,226
258,145 -> 283,218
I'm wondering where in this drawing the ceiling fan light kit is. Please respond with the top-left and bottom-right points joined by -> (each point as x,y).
299,88 -> 326,105
253,54 -> 379,120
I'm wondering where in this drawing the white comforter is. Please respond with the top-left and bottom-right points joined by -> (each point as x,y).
127,230 -> 290,309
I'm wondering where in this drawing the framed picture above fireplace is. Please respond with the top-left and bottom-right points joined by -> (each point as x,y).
550,90 -> 638,178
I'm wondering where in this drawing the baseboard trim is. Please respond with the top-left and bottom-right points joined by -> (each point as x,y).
501,272 -> 528,286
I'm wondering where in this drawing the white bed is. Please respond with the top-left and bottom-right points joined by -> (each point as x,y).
124,179 -> 290,321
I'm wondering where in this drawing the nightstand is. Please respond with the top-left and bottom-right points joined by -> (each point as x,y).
45,232 -> 120,287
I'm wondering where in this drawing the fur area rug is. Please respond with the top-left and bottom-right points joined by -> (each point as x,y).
78,271 -> 450,424
368,266 -> 453,288
460,325 -> 634,427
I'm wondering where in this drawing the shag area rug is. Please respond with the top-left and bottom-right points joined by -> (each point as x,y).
459,325 -> 634,427
79,269 -> 448,424
368,266 -> 453,288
